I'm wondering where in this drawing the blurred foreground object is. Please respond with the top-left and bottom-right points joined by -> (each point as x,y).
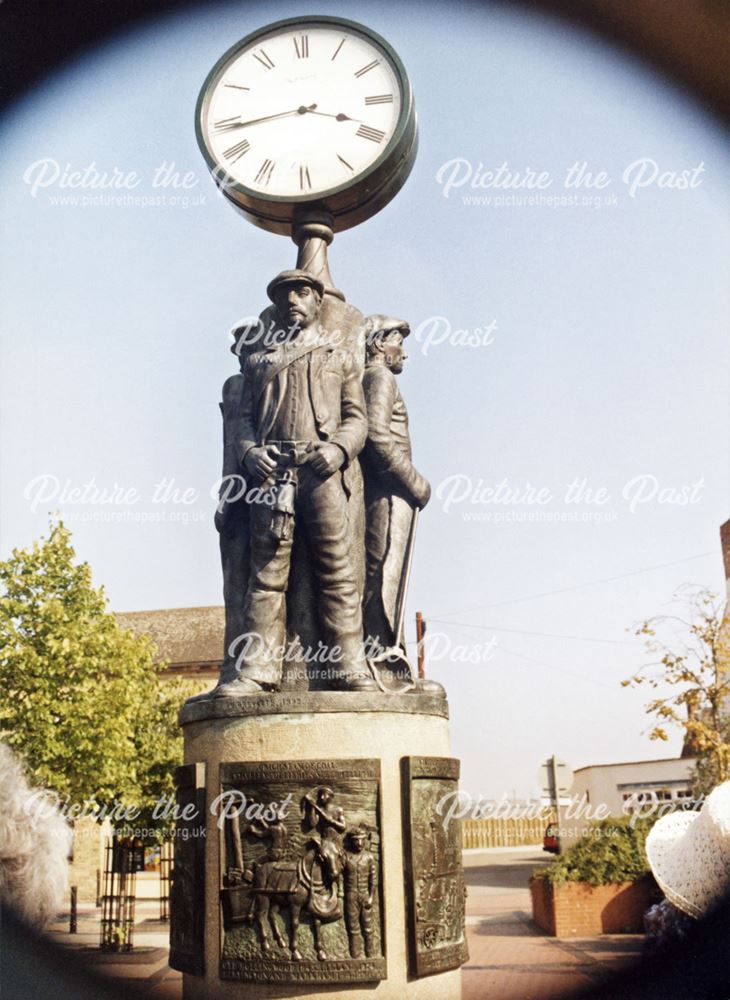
1,1 -> 727,123
0,743 -> 72,927
646,780 -> 730,919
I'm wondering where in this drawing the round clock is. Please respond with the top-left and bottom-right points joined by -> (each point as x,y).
195,15 -> 417,235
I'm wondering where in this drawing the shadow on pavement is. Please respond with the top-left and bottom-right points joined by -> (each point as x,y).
471,916 -> 544,938
465,858 -> 549,889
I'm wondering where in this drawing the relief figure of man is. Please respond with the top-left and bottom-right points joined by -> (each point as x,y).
343,826 -> 377,959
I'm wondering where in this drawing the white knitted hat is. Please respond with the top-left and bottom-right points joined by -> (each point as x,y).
645,781 -> 730,919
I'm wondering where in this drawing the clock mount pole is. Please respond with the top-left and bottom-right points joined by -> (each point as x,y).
291,208 -> 345,302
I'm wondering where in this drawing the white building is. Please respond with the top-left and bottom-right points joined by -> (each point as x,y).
571,756 -> 695,817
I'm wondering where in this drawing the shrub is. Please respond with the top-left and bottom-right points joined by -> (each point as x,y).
534,816 -> 656,887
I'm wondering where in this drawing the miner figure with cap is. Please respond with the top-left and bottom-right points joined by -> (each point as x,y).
211,318 -> 261,693
361,315 -> 443,695
187,318 -> 260,706
214,269 -> 377,695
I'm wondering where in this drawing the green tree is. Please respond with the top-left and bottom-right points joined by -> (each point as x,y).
0,519 -> 191,832
623,584 -> 730,796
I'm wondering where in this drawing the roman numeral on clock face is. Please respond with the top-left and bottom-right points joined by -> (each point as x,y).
337,153 -> 354,172
254,158 -> 276,185
331,38 -> 346,61
213,116 -> 241,133
356,124 -> 385,143
365,94 -> 393,105
354,59 -> 379,78
253,49 -> 275,70
299,165 -> 312,190
223,139 -> 250,162
293,35 -> 309,58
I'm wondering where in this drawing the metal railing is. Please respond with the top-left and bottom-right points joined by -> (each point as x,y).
159,838 -> 173,921
99,839 -> 137,952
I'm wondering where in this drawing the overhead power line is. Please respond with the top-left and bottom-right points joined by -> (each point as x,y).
434,551 -> 717,619
427,619 -> 639,646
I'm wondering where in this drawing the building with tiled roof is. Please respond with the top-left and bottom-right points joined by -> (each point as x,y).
115,606 -> 224,678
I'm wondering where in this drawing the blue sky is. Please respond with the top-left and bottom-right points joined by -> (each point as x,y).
1,0 -> 729,798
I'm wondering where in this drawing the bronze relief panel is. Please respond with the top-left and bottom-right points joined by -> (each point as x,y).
218,758 -> 386,984
169,762 -> 207,976
402,756 -> 468,977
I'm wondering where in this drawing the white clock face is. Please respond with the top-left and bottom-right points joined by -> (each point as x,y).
201,23 -> 403,199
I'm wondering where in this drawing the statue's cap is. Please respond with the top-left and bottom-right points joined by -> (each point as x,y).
266,269 -> 324,303
365,314 -> 410,338
230,316 -> 262,352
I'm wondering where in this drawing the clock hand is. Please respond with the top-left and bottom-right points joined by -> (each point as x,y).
307,109 -> 364,124
224,103 -> 318,131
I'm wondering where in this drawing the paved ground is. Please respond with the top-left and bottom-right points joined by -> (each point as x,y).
46,906 -> 181,998
461,846 -> 644,1000
45,847 -> 644,999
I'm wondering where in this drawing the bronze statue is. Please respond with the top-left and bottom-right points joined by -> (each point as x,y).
360,315 -> 443,695
215,270 -> 377,695
191,288 -> 445,703
185,322 -> 257,708
343,826 -> 377,959
214,321 -> 257,690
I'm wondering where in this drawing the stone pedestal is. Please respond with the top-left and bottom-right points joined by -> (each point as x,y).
171,692 -> 466,1000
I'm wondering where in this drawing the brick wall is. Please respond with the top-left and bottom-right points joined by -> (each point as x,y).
68,817 -> 111,904
530,876 -> 659,937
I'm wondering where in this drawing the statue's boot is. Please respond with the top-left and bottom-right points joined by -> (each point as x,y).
330,638 -> 380,692
333,670 -> 379,693
212,676 -> 272,697
185,686 -> 217,705
184,661 -> 245,705
409,678 -> 446,698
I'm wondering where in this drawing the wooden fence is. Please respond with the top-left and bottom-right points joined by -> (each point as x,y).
461,814 -> 554,849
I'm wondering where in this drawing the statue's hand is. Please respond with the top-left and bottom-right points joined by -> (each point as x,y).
310,443 -> 345,478
414,478 -> 431,509
244,446 -> 279,480
214,506 -> 227,534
